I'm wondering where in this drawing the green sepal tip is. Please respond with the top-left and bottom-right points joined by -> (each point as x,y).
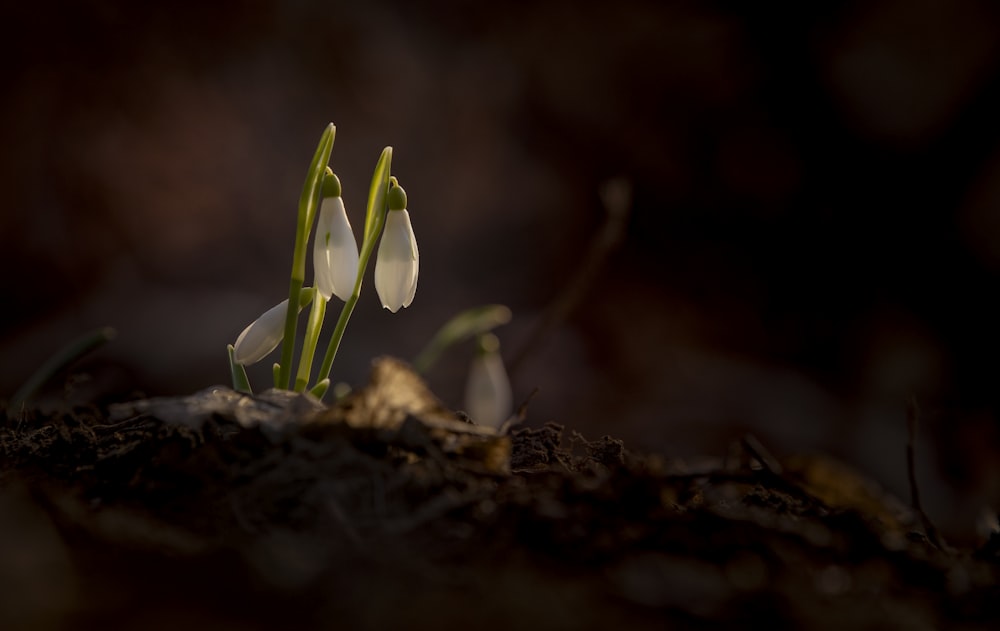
475,332 -> 501,356
298,286 -> 316,309
388,179 -> 407,211
322,169 -> 342,198
309,379 -> 330,399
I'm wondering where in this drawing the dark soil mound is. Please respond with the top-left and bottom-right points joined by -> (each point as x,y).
2,359 -> 998,630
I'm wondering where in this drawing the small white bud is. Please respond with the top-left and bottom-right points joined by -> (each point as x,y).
464,334 -> 512,429
233,299 -> 290,365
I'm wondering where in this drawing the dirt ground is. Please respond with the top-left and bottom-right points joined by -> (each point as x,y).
2,358 -> 998,630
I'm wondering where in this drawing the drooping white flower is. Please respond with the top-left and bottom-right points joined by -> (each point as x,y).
233,299 -> 290,365
464,334 -> 512,429
313,187 -> 359,302
374,183 -> 418,313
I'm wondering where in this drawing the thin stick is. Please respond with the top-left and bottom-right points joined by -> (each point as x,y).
509,177 -> 631,375
907,398 -> 942,548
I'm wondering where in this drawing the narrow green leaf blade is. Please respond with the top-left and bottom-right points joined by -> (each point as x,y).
413,305 -> 512,373
362,146 -> 393,247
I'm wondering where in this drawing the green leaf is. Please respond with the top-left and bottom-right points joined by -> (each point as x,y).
413,305 -> 512,373
279,123 -> 336,389
293,124 -> 337,283
362,146 -> 393,249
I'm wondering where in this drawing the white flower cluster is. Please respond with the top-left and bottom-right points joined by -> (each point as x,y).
233,177 -> 418,367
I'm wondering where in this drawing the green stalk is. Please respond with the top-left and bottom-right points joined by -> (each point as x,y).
316,292 -> 358,385
294,295 -> 327,392
277,124 -> 336,389
315,146 -> 393,388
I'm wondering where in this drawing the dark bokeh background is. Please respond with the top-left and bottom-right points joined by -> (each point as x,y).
4,0 -> 1000,536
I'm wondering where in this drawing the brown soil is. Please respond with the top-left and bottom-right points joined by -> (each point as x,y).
2,358 -> 998,630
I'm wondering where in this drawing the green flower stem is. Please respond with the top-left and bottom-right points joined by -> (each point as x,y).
316,291 -> 358,386
277,276 -> 303,390
314,147 -> 393,390
277,124 -> 336,389
294,295 -> 327,392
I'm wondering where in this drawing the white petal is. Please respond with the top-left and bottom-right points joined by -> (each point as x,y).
403,216 -> 419,308
375,209 -> 418,312
233,299 -> 290,365
313,197 -> 359,302
464,352 -> 512,429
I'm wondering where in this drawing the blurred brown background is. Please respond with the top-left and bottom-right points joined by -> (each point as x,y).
3,0 -> 1000,536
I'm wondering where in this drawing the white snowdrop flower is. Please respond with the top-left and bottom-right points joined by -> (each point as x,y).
375,182 -> 418,313
233,299 -> 291,365
464,334 -> 512,429
313,174 -> 359,302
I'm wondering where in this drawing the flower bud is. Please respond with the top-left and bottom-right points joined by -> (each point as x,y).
374,182 -> 418,312
233,299 -> 291,365
464,334 -> 512,429
313,174 -> 359,302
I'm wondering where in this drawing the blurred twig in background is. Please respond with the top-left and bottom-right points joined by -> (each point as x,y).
509,177 -> 632,375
